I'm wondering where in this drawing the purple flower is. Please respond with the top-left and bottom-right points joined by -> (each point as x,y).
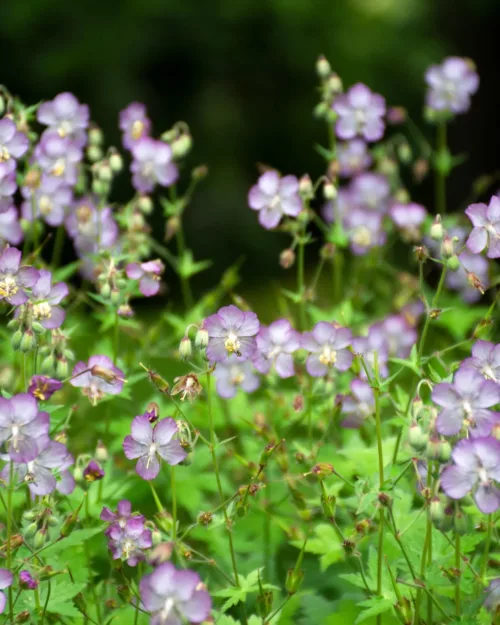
446,251 -> 489,303
248,171 -> 302,229
390,202 -> 427,241
0,160 -> 17,208
140,562 -> 212,624
37,92 -> 89,147
0,207 -> 23,247
253,319 -> 300,378
0,394 -> 49,462
19,570 -> 38,590
370,314 -> 417,359
126,259 -> 164,297
350,173 -> 391,214
333,83 -> 386,142
119,102 -> 152,150
465,197 -> 500,258
425,57 -> 479,114
213,358 -> 260,399
441,437 -> 500,513
0,568 -> 13,615
2,435 -> 74,496
345,209 -> 386,256
21,176 -> 72,227
83,459 -> 105,482
107,517 -> 152,566
130,138 -> 178,193
484,578 -> 500,611
303,322 -> 353,377
204,305 -> 260,363
339,379 -> 375,428
65,198 -> 119,255
352,332 -> 389,380
461,341 -> 500,383
101,499 -> 145,530
322,188 -> 352,224
28,375 -> 63,401
24,269 -> 68,329
123,414 -> 187,480
34,131 -> 82,185
337,139 -> 372,177
70,354 -> 125,405
432,368 -> 500,437
0,118 -> 29,164
0,247 -> 39,305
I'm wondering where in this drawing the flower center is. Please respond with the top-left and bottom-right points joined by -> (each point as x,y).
57,121 -> 72,138
146,444 -> 157,468
481,364 -> 497,381
39,195 -> 52,216
230,367 -> 245,385
270,195 -> 281,210
161,598 -> 175,619
319,345 -> 337,366
355,109 -> 366,126
0,146 -> 10,162
33,302 -> 52,320
51,158 -> 66,177
225,332 -> 241,356
462,400 -> 472,416
0,276 -> 18,298
478,467 -> 489,484
131,120 -> 145,140
352,226 -> 372,247
122,539 -> 135,559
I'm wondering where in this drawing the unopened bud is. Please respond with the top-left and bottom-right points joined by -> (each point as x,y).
323,180 -> 336,200
285,568 -> 304,595
378,492 -> 392,508
192,164 -> 208,180
97,161 -> 113,182
195,326 -> 209,349
86,145 -> 103,163
413,158 -> 429,183
293,395 -> 304,412
298,174 -> 313,199
24,522 -> 38,538
447,255 -> 460,271
326,74 -> 342,95
454,509 -> 469,535
430,497 -> 445,525
171,134 -> 193,159
109,152 -> 123,172
408,422 -> 427,451
88,126 -> 103,146
387,106 -> 407,125
316,55 -> 331,79
11,330 -> 22,351
438,439 -> 452,463
95,440 -> 108,463
33,529 -> 47,549
55,357 -> 68,379
20,331 -> 36,353
165,216 -> 180,241
179,337 -> 192,361
280,248 -> 295,269
414,245 -> 429,262
430,216 -> 443,241
138,195 -> 153,214
440,235 -> 455,258
198,512 -> 213,526
426,435 -> 442,460
310,463 -> 334,479
397,143 -> 412,164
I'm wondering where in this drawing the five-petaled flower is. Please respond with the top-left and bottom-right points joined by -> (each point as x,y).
126,259 -> 164,297
461,340 -> 500,384
204,305 -> 259,362
0,568 -> 13,615
70,355 -> 125,405
253,318 -> 300,378
333,83 -> 386,142
213,358 -> 260,399
0,247 -> 39,306
0,394 -> 49,462
106,517 -> 152,566
303,322 -> 353,377
248,171 -> 302,230
130,137 -> 178,193
425,57 -> 479,115
37,92 -> 89,147
465,196 -> 500,258
119,102 -> 152,149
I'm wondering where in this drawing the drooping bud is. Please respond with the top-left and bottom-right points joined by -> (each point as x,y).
414,245 -> 429,263
137,195 -> 153,214
179,337 -> 192,361
441,235 -> 455,258
280,248 -> 296,269
316,55 -> 331,79
386,106 -> 407,125
145,402 -> 160,423
454,509 -> 469,535
447,255 -> 460,272
83,459 -> 105,483
408,422 -> 427,451
430,215 -> 443,241
429,496 -> 445,525
109,151 -> 123,173
293,395 -> 304,412
88,125 -> 103,146
298,174 -> 313,200
195,325 -> 209,349
171,133 -> 193,159
323,180 -> 336,200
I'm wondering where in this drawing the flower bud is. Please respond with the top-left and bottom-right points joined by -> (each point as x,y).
195,326 -> 209,349
285,568 -> 304,595
148,542 -> 173,566
86,144 -> 103,163
91,178 -> 109,196
426,435 -> 442,460
298,174 -> 313,199
165,216 -> 180,242
97,161 -> 113,182
326,74 -> 342,95
467,272 -> 486,295
397,143 -> 412,164
138,195 -> 153,214
310,463 -> 334,479
387,106 -> 407,125
83,459 -> 105,482
438,439 -> 452,463
430,216 -> 443,241
441,235 -> 455,258
316,55 -> 331,79
429,497 -> 445,525
454,509 -> 469,535
198,512 -> 213,526
31,322 -> 45,335
33,529 -> 47,549
179,337 -> 192,361
88,126 -> 103,146
171,134 -> 193,159
413,158 -> 429,182
408,422 -> 427,451
109,152 -> 123,173
23,510 -> 37,522
192,164 -> 208,180
24,522 -> 38,538
313,102 -> 329,119
323,180 -> 336,200
20,330 -> 36,353
414,245 -> 429,263
447,255 -> 460,272
55,357 -> 69,379
280,248 -> 295,269
15,611 -> 30,622
11,329 -> 22,351
293,395 -> 304,412
0,95 -> 4,117
151,528 -> 162,546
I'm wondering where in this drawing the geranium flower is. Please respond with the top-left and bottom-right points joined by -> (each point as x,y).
28,376 -> 62,401
37,92 -> 89,147
34,130 -> 82,185
303,322 -> 353,377
204,305 -> 259,362
23,269 -> 69,330
0,118 -> 29,164
213,358 -> 260,399
130,138 -> 178,193
0,569 -> 13,615
253,319 -> 300,378
126,260 -> 164,297
0,394 -> 49,462
0,247 -> 39,306
119,102 -> 151,149
333,83 -> 386,142
465,196 -> 500,258
21,176 -> 72,227
461,340 -> 500,383
425,57 -> 479,114
248,171 -> 302,229
70,355 -> 125,405
339,379 -> 375,428
107,517 -> 152,566
337,139 -> 372,177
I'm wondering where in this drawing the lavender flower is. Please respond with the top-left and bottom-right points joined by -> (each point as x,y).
130,138 -> 178,193
0,206 -> 23,247
350,173 -> 391,214
1,436 -> 74,496
126,259 -> 164,297
484,578 -> 500,611
119,102 -> 152,149
441,437 -> 500,513
345,209 -> 386,256
339,379 -> 375,428
101,499 -> 145,530
140,562 -> 212,624
28,375 -> 63,401
204,305 -> 260,362
21,176 -> 72,227
303,322 -> 353,377
425,57 -> 479,114
337,139 -> 372,177
333,83 -> 386,142
0,394 -> 49,462
83,459 -> 105,482
70,355 -> 125,405
461,340 -> 500,383
34,131 -> 82,185
123,414 -> 187,480
19,570 -> 38,590
37,92 -> 89,147
465,197 -> 500,258
352,332 -> 389,380
370,314 -> 417,359
248,171 -> 302,229
253,319 -> 300,378
0,569 -> 13,615
0,118 -> 29,164
24,269 -> 69,329
0,247 -> 39,305
0,160 -> 17,209
432,368 -> 500,437
65,198 -> 119,254
390,202 -> 427,241
446,251 -> 489,303
213,358 -> 260,399
107,517 -> 152,566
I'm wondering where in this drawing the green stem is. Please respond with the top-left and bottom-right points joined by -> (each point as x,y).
206,373 -> 241,589
171,466 -> 177,546
149,483 -> 164,514
373,354 -> 385,625
297,237 -> 306,331
113,313 -> 120,365
175,223 -> 194,310
455,530 -> 461,616
417,266 -> 447,364
51,225 -> 65,271
7,462 -> 14,622
333,249 -> 344,304
481,514 -> 493,585
415,460 -> 434,623
435,121 -> 447,215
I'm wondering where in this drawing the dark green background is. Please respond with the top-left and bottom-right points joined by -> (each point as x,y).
1,0 -> 498,298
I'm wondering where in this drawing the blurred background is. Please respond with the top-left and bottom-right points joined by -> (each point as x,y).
1,0 -> 499,303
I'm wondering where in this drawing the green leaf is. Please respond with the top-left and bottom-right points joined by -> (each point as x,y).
41,527 -> 103,556
45,581 -> 86,613
178,250 -> 212,278
281,288 -> 302,304
355,598 -> 393,624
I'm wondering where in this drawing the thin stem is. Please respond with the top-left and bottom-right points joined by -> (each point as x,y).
51,225 -> 65,271
373,353 -> 385,625
175,223 -> 194,310
481,514 -> 493,584
171,466 -> 177,546
113,313 -> 120,365
333,249 -> 343,304
435,121 -> 447,215
455,530 -> 461,616
417,266 -> 448,364
297,236 -> 306,331
7,462 -> 14,622
149,483 -> 164,514
415,461 -> 434,623
206,373 -> 241,588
